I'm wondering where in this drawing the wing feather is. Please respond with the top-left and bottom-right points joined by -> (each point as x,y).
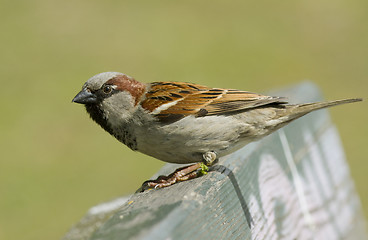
140,82 -> 287,123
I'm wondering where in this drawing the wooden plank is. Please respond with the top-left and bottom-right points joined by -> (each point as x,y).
63,82 -> 367,240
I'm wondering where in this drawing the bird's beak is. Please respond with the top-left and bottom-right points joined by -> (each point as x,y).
72,88 -> 97,104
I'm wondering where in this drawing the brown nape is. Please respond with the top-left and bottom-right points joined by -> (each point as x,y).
106,75 -> 146,105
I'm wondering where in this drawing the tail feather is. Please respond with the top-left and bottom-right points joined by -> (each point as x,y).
286,98 -> 363,120
297,98 -> 362,111
259,98 -> 362,138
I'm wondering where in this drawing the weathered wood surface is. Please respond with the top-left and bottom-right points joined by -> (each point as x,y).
63,82 -> 367,240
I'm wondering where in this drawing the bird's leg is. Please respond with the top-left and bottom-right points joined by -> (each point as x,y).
140,162 -> 210,191
140,151 -> 217,191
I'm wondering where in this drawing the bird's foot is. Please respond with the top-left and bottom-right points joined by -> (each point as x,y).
140,163 -> 209,192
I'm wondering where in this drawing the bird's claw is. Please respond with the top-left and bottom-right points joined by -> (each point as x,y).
139,162 -> 209,192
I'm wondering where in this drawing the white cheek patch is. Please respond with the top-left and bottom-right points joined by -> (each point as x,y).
102,92 -> 136,127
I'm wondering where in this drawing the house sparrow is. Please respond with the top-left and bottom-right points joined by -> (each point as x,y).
72,72 -> 362,190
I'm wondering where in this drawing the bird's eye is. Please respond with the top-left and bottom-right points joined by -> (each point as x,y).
102,85 -> 114,94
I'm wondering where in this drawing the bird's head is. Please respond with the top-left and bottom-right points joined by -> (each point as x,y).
72,72 -> 146,128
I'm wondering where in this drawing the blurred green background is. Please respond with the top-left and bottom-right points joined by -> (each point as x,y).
0,0 -> 367,239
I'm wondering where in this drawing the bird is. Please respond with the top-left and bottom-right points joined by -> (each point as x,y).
72,72 -> 362,190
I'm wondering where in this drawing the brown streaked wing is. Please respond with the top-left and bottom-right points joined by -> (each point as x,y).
204,90 -> 287,116
141,82 -> 208,112
141,82 -> 288,123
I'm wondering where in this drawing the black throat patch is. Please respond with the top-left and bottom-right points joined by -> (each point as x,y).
84,104 -> 138,150
85,104 -> 114,135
